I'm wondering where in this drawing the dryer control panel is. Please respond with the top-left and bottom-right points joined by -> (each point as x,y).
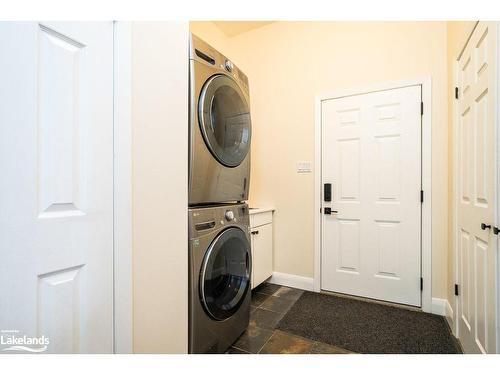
189,33 -> 249,91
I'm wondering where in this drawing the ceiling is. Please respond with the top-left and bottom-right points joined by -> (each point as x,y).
213,21 -> 274,37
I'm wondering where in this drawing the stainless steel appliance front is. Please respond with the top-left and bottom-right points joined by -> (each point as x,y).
188,203 -> 251,353
189,34 -> 251,205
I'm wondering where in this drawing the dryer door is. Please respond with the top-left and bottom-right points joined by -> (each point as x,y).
200,227 -> 251,321
199,74 -> 251,167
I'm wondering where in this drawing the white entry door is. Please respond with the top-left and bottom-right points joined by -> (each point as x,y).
0,22 -> 114,353
321,85 -> 422,307
456,21 -> 498,354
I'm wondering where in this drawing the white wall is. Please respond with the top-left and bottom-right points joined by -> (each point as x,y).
132,21 -> 188,353
191,21 -> 450,299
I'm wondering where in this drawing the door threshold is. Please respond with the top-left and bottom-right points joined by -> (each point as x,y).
320,289 -> 422,312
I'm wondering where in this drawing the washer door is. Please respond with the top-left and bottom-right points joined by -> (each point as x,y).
200,227 -> 251,321
199,74 -> 251,167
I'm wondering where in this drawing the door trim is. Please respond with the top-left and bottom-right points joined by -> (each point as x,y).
452,58 -> 460,337
495,22 -> 500,353
313,77 -> 432,313
497,26 -> 500,353
113,21 -> 133,354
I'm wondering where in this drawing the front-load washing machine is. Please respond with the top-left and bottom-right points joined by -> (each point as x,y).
189,34 -> 251,206
188,203 -> 251,353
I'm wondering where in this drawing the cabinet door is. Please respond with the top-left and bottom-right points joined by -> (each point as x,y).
251,223 -> 273,288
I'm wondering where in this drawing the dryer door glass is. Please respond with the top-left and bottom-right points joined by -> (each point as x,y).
199,74 -> 251,167
200,227 -> 251,321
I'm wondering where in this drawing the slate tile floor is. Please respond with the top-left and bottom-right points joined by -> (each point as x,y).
227,282 -> 353,354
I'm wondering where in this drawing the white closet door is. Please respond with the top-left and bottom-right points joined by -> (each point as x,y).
456,21 -> 498,354
0,22 -> 114,353
321,85 -> 421,307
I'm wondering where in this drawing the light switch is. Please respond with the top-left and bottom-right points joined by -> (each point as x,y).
297,161 -> 312,173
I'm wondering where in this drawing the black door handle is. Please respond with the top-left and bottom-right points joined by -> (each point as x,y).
324,207 -> 338,215
481,223 -> 491,230
494,227 -> 499,235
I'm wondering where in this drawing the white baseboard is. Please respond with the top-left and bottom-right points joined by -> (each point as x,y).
269,277 -> 455,320
426,299 -> 460,341
445,300 -> 454,328
269,272 -> 314,291
431,298 -> 451,317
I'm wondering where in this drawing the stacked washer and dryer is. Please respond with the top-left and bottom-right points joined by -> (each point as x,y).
188,34 -> 252,354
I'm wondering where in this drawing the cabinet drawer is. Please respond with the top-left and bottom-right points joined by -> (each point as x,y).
249,211 -> 272,228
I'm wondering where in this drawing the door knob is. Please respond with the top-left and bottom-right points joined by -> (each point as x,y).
481,223 -> 491,230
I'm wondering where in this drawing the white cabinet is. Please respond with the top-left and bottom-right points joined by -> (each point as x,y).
249,209 -> 274,289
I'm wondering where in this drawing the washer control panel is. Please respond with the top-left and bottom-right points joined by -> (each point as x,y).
188,203 -> 249,239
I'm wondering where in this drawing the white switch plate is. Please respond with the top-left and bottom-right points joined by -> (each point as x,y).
297,161 -> 312,173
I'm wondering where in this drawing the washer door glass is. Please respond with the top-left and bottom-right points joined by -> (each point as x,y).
199,74 -> 251,167
200,227 -> 251,321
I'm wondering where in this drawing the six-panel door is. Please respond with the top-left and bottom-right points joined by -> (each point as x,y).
457,21 -> 497,354
0,22 -> 114,353
321,86 -> 422,307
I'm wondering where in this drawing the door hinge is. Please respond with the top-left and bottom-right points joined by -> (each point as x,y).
455,87 -> 459,99
454,284 -> 459,296
420,277 -> 423,291
420,102 -> 424,116
420,190 -> 424,203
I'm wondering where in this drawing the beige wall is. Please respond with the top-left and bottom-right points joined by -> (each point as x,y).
190,21 -> 232,55
191,21 -> 450,299
132,22 -> 189,353
446,21 -> 477,316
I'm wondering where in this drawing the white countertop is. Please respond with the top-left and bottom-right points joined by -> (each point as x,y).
248,207 -> 275,215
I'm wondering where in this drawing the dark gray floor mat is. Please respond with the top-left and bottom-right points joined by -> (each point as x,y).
277,291 -> 461,354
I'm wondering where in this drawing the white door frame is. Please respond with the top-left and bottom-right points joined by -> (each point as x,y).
112,21 -> 133,354
452,58 -> 461,337
314,77 -> 432,313
495,25 -> 500,353
452,21 -> 500,349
